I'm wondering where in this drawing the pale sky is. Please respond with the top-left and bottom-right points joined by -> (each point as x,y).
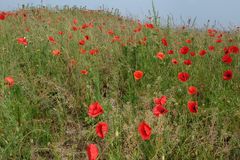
0,0 -> 239,28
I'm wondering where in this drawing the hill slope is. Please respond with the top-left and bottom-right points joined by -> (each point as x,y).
0,8 -> 240,159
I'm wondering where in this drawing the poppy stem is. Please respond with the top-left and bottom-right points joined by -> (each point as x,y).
17,103 -> 21,127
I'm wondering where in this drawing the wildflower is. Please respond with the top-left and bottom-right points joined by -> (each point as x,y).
52,49 -> 61,56
80,70 -> 88,75
188,86 -> 197,95
154,96 -> 167,105
145,23 -> 154,29
179,46 -> 189,54
161,38 -> 168,46
79,39 -> 85,45
88,102 -> 104,118
17,37 -> 28,46
222,55 -> 232,64
138,121 -> 152,140
178,72 -> 190,82
183,59 -> 192,65
156,52 -> 165,60
223,70 -> 233,80
4,76 -> 15,87
96,122 -> 108,139
199,50 -> 207,57
153,105 -> 168,117
86,144 -> 98,160
172,58 -> 178,64
134,70 -> 144,80
188,101 -> 198,113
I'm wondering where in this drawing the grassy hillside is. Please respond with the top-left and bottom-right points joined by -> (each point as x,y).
0,7 -> 240,159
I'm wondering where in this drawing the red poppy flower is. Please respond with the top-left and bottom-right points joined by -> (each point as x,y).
79,48 -> 86,54
88,23 -> 94,28
80,70 -> 88,75
73,18 -> 78,24
161,38 -> 168,46
178,72 -> 190,82
224,47 -> 229,54
199,50 -> 207,57
85,35 -> 90,40
208,46 -> 215,51
138,121 -> 151,140
4,76 -> 15,87
107,30 -> 115,35
96,122 -> 108,139
215,39 -> 222,43
183,59 -> 192,65
188,86 -> 197,95
154,96 -> 167,105
186,39 -> 191,43
86,144 -> 98,160
79,39 -> 85,45
179,46 -> 189,54
228,45 -> 239,54
208,29 -> 217,37
134,27 -> 142,33
17,37 -> 28,46
217,34 -> 223,38
156,52 -> 165,60
172,58 -> 178,64
89,49 -> 99,55
168,50 -> 174,54
72,26 -> 78,31
188,101 -> 198,113
223,70 -> 233,80
112,36 -> 121,42
58,31 -> 64,35
0,13 -> 5,20
153,105 -> 168,117
82,23 -> 88,29
88,102 -> 104,118
52,49 -> 61,56
48,36 -> 56,44
190,52 -> 195,56
133,70 -> 144,80
145,23 -> 154,29
222,55 -> 232,64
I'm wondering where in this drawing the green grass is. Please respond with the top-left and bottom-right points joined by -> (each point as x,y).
0,7 -> 240,160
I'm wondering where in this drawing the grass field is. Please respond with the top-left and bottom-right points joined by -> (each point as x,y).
0,7 -> 240,160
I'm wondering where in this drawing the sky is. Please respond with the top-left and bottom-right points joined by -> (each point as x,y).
0,0 -> 239,29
